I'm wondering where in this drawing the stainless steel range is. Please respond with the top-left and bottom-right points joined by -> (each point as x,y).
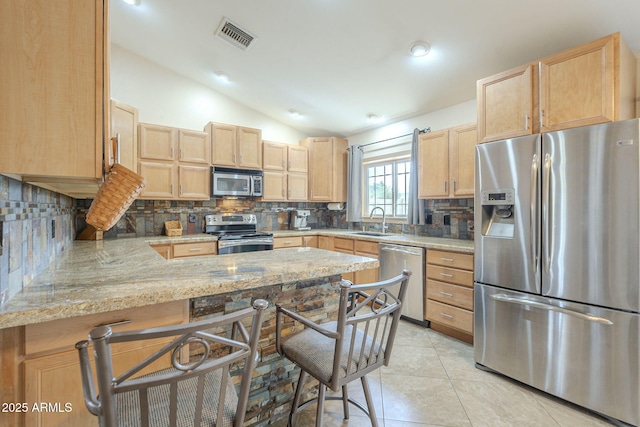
204,214 -> 273,254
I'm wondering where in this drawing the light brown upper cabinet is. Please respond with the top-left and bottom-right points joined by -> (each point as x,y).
538,33 -> 635,132
138,123 -> 210,200
0,0 -> 108,196
419,130 -> 450,198
109,100 -> 139,173
449,124 -> 478,197
419,124 -> 477,198
205,122 -> 262,169
263,142 -> 309,201
300,137 -> 348,202
477,64 -> 534,143
478,32 -> 636,143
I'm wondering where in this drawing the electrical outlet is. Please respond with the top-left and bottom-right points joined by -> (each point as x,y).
188,214 -> 196,223
0,221 -> 3,256
51,219 -> 56,239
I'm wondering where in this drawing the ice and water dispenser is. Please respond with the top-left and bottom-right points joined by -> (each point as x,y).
480,188 -> 515,238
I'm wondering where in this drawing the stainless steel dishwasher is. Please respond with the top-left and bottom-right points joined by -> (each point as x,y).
379,243 -> 425,323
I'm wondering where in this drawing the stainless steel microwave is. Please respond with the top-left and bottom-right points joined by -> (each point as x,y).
212,166 -> 263,197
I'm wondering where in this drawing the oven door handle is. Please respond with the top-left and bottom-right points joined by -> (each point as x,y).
218,238 -> 274,248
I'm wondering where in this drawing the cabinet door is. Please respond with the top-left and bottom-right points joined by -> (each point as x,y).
539,35 -> 615,132
178,130 -> 210,164
178,165 -> 210,199
24,340 -> 173,427
354,240 -> 379,284
139,161 -> 175,199
477,64 -> 534,143
151,243 -> 172,259
303,235 -> 318,248
110,100 -> 138,172
307,138 -> 334,201
449,124 -> 477,197
263,141 -> 287,171
287,145 -> 308,173
418,130 -> 450,198
287,173 -> 308,201
263,171 -> 287,201
208,123 -> 237,166
0,0 -> 105,180
237,127 -> 263,169
139,124 -> 175,161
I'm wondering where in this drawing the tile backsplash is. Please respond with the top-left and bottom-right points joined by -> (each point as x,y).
74,199 -> 349,238
0,175 -> 75,307
75,198 -> 473,240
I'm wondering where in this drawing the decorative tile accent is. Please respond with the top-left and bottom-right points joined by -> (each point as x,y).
0,175 -> 75,308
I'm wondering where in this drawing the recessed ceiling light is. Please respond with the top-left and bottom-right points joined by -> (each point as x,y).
288,109 -> 303,119
408,41 -> 431,57
367,113 -> 382,122
214,72 -> 230,83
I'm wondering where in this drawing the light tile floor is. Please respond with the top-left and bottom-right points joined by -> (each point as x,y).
275,320 -> 616,427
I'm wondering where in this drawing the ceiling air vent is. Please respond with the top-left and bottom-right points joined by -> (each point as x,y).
215,18 -> 256,51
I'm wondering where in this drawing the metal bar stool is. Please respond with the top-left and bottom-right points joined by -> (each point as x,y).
76,299 -> 268,427
276,271 -> 411,426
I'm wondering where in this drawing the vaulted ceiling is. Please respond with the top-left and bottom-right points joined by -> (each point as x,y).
111,0 -> 640,137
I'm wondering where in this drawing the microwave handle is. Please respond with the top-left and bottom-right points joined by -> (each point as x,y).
251,175 -> 261,196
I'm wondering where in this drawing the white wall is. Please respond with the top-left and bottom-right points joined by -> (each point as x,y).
347,100 -> 477,148
110,45 -> 308,144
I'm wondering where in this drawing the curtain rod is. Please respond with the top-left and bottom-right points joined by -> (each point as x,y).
355,127 -> 431,149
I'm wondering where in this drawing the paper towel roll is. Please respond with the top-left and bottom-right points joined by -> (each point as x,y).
327,203 -> 343,211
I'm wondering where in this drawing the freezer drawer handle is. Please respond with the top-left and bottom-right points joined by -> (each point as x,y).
489,294 -> 613,325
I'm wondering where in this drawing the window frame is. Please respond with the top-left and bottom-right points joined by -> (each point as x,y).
363,153 -> 411,219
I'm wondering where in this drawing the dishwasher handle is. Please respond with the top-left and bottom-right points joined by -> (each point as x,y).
379,245 -> 423,257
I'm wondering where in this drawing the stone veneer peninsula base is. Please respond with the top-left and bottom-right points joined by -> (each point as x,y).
191,274 -> 343,426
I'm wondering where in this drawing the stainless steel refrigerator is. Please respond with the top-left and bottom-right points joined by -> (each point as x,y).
474,118 -> 640,427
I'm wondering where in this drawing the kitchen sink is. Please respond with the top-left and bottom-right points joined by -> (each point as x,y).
352,231 -> 389,237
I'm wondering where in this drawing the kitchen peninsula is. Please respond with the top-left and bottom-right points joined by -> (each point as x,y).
0,236 -> 378,427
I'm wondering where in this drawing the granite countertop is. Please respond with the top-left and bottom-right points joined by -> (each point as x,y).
273,229 -> 475,253
0,235 -> 378,330
0,230 -> 473,330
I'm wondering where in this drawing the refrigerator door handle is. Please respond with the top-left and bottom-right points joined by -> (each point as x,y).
488,294 -> 613,325
530,153 -> 539,273
542,153 -> 552,274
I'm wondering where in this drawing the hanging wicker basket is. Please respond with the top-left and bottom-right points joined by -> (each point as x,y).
85,164 -> 146,231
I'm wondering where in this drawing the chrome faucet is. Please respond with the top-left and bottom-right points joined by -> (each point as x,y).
369,207 -> 387,233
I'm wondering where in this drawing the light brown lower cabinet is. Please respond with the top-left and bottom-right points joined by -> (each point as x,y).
425,249 -> 474,343
354,240 -> 379,284
150,241 -> 217,260
7,301 -> 189,427
273,236 -> 304,249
